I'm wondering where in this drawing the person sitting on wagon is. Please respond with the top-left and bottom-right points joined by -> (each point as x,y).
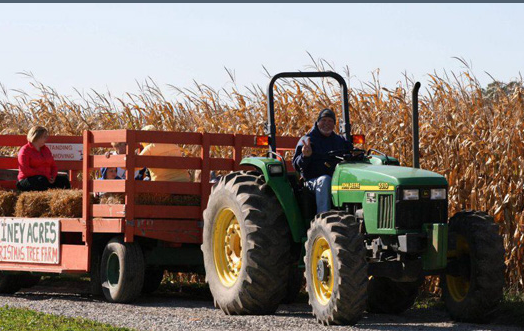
138,125 -> 190,182
99,167 -> 122,180
105,141 -> 146,179
16,126 -> 71,191
95,167 -> 122,198
104,142 -> 127,179
292,109 -> 349,213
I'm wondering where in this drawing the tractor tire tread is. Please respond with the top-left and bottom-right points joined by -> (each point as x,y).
305,211 -> 368,325
202,171 -> 291,315
442,210 -> 504,323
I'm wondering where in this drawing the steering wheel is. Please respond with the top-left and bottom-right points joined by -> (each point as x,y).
327,149 -> 349,158
327,148 -> 366,161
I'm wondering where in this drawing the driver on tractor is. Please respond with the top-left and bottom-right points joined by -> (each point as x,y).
292,108 -> 350,213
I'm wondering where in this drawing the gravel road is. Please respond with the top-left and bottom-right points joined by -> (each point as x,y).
0,282 -> 521,331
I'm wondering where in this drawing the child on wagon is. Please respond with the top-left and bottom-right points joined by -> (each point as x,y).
104,142 -> 127,179
105,141 -> 148,179
95,167 -> 122,198
99,167 -> 122,180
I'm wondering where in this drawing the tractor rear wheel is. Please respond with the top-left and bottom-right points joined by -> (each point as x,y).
441,210 -> 504,323
305,212 -> 368,325
202,171 -> 291,315
366,277 -> 421,314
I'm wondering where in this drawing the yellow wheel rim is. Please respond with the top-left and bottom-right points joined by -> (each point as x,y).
446,235 -> 470,302
311,236 -> 334,305
213,208 -> 242,287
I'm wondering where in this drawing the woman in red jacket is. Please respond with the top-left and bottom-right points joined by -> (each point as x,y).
16,126 -> 71,191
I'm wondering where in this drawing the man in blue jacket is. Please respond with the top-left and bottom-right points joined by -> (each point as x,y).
292,108 -> 349,213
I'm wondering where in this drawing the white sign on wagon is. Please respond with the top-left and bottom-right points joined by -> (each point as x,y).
47,143 -> 83,161
0,218 -> 60,264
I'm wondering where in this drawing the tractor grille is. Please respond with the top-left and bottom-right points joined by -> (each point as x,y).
395,199 -> 448,230
378,194 -> 394,229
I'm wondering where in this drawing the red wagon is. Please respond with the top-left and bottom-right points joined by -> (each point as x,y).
0,129 -> 298,302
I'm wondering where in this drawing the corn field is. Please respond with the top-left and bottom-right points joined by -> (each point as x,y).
1,64 -> 523,293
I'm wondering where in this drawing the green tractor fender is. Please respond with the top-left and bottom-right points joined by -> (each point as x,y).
240,157 -> 306,243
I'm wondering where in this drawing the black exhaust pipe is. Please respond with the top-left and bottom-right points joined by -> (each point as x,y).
412,82 -> 421,168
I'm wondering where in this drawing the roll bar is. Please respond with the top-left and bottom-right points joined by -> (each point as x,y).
266,72 -> 351,154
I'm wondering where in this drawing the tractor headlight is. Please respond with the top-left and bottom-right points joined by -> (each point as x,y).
268,164 -> 283,176
430,188 -> 446,200
403,189 -> 419,200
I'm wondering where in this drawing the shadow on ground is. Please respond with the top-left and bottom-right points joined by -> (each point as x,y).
9,278 -> 523,330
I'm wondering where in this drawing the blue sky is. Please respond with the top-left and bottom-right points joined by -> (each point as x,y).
1,3 -> 523,98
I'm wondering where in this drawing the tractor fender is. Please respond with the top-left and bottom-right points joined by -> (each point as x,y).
240,157 -> 306,242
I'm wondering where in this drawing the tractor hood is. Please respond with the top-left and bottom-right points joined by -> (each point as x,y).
335,163 -> 448,187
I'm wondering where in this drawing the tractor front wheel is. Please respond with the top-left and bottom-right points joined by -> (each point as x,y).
441,210 -> 504,323
305,212 -> 368,325
202,171 -> 291,315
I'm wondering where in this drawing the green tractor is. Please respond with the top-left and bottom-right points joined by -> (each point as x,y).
201,72 -> 504,325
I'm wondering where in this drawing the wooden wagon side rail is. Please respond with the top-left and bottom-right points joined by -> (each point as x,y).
82,129 -> 300,243
0,130 -> 300,274
0,130 -> 300,245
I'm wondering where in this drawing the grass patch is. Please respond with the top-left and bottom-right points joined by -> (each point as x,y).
0,306 -> 133,331
494,290 -> 524,328
155,272 -> 212,300
413,292 -> 444,310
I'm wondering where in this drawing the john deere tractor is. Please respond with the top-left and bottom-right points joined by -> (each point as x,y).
201,72 -> 504,325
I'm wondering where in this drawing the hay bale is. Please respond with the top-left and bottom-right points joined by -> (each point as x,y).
99,192 -> 201,206
136,193 -> 201,206
0,190 -> 18,216
14,189 -> 200,217
15,191 -> 51,218
48,189 -> 83,217
99,193 -> 125,204
167,194 -> 201,206
15,189 -> 83,218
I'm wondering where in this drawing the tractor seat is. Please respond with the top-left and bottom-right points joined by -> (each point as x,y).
287,172 -> 317,220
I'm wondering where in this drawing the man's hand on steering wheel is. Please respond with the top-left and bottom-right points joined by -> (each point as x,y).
327,148 -> 366,161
